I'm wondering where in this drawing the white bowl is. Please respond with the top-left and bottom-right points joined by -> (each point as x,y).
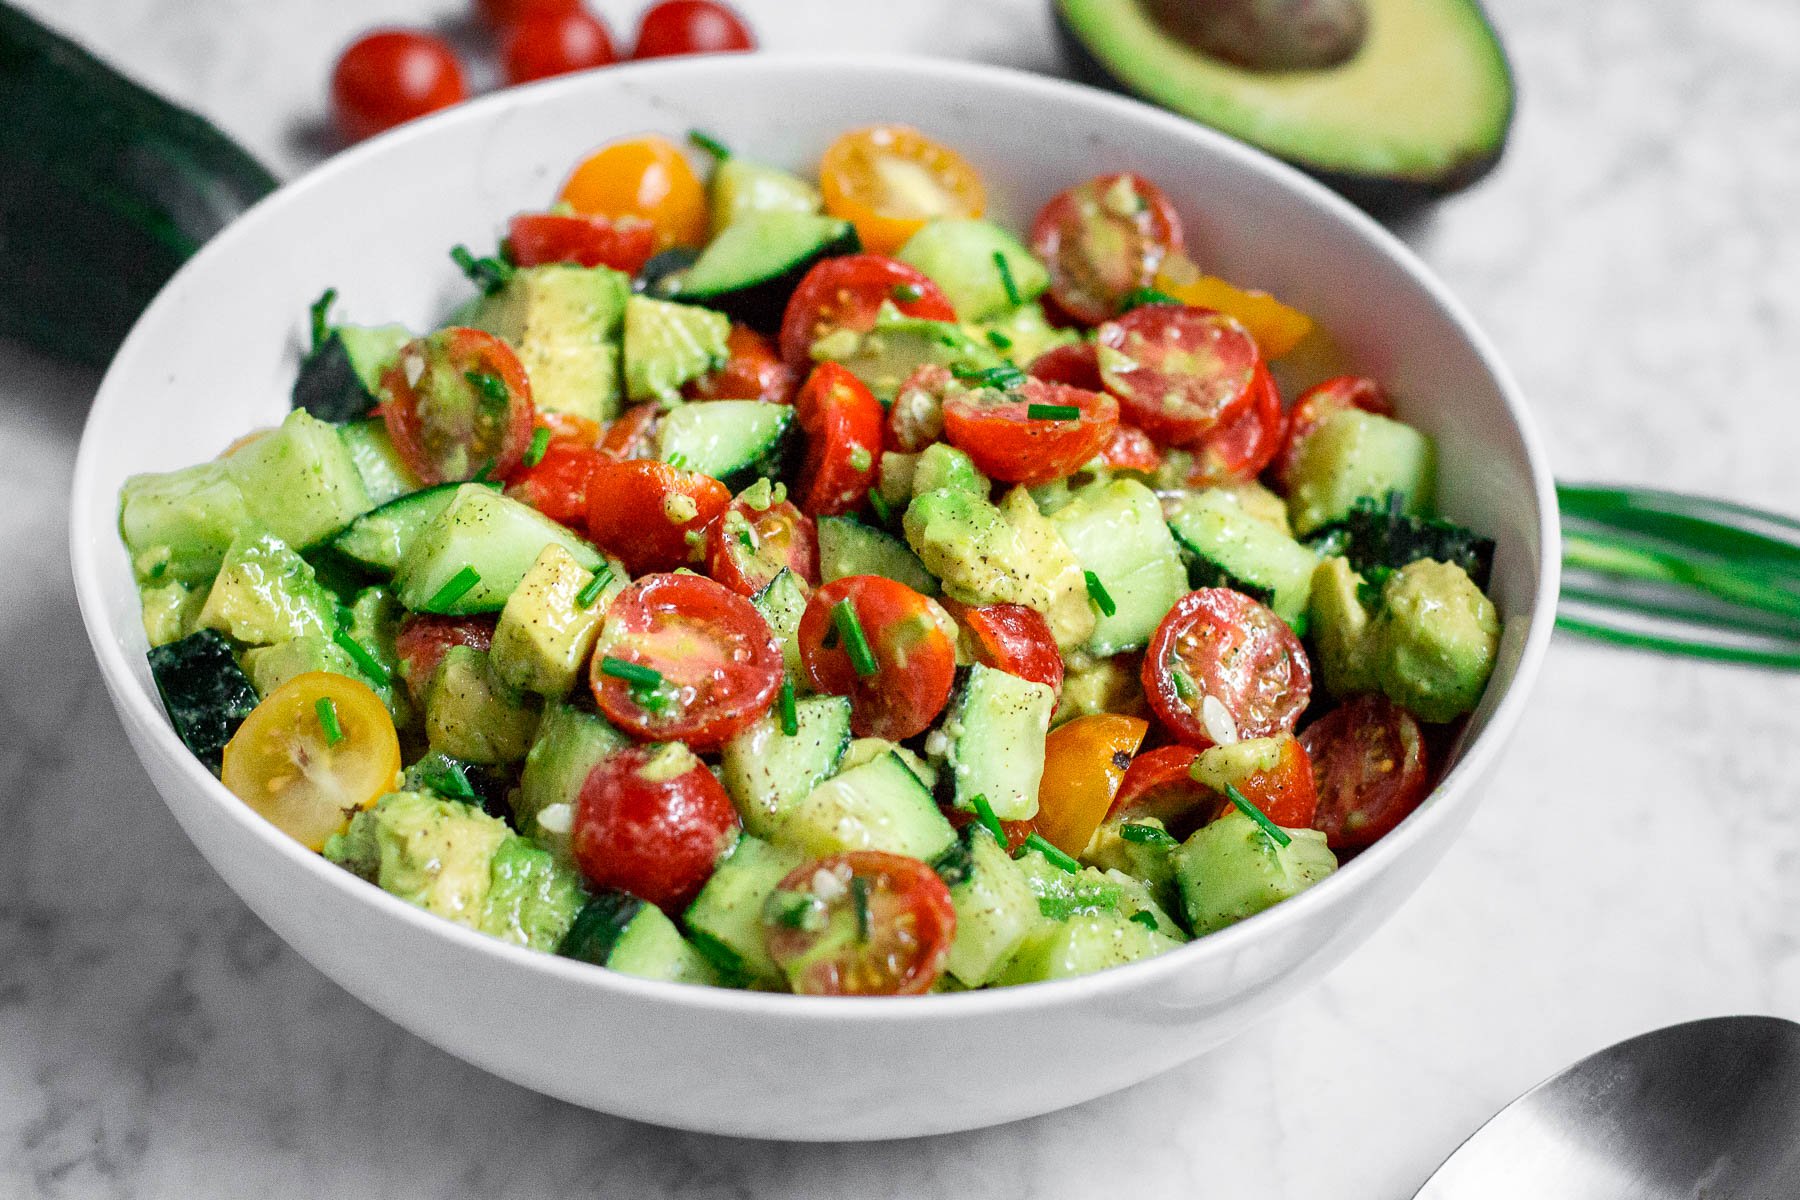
70,54 -> 1557,1140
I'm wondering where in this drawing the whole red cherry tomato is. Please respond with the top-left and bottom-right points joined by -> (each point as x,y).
632,0 -> 756,58
331,30 -> 467,144
504,8 -> 616,83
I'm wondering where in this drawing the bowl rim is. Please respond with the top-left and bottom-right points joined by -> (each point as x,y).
70,51 -> 1560,1020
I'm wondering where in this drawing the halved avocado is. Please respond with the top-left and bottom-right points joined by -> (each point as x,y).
1054,0 -> 1515,209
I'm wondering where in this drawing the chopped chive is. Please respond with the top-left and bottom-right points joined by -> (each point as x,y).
471,459 -> 496,483
1121,286 -> 1181,312
308,287 -> 337,353
1119,822 -> 1179,848
599,656 -> 662,689
426,566 -> 481,611
575,568 -> 612,609
985,329 -> 1013,351
970,793 -> 1006,844
737,528 -> 756,551
891,282 -> 925,304
1170,668 -> 1199,702
778,678 -> 798,736
315,696 -> 344,746
1084,570 -> 1116,617
1017,832 -> 1079,873
332,628 -> 391,686
994,251 -> 1022,307
1128,910 -> 1160,931
1226,782 -> 1291,848
465,369 -> 510,411
687,128 -> 732,160
523,426 -> 551,468
867,489 -> 893,525
952,362 -> 1029,392
849,875 -> 872,942
667,451 -> 689,470
450,244 -> 514,295
831,599 -> 879,678
1026,403 -> 1081,422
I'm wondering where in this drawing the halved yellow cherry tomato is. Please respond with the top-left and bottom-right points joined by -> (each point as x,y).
1034,712 -> 1149,857
558,135 -> 707,250
1155,255 -> 1315,359
222,672 -> 401,851
818,125 -> 986,255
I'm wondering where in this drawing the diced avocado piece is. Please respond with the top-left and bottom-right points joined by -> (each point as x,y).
1308,555 -> 1378,697
877,452 -> 917,508
1370,558 -> 1500,722
145,629 -> 259,770
623,295 -> 730,407
812,306 -> 999,403
1050,478 -> 1188,656
1165,487 -> 1320,627
934,663 -> 1055,822
969,300 -> 1080,367
1053,0 -> 1514,207
470,263 -> 629,423
773,751 -> 957,861
119,460 -> 257,585
490,544 -> 618,697
1286,408 -> 1436,536
815,515 -> 938,595
684,834 -> 807,988
196,532 -> 334,646
750,568 -> 808,680
1052,656 -> 1148,727
1174,811 -> 1336,936
517,702 -> 630,848
140,580 -> 204,647
326,790 -> 511,927
223,409 -> 373,549
242,635 -> 357,697
912,442 -> 988,499
1083,815 -> 1179,915
337,417 -> 424,507
424,645 -> 540,765
720,696 -> 853,840
478,835 -> 586,952
561,891 -> 719,985
1104,868 -> 1187,941
709,156 -> 822,235
1192,736 -> 1289,795
396,485 -> 604,615
934,830 -> 1040,987
896,218 -> 1049,321
995,911 -> 1182,984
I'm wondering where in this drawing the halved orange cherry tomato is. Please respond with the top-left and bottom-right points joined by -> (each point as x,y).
779,255 -> 957,369
394,614 -> 496,705
1034,712 -> 1149,856
1301,694 -> 1429,851
818,126 -> 986,255
380,327 -> 535,483
799,575 -> 957,740
1153,256 -> 1315,359
1100,424 -> 1163,473
507,211 -> 656,274
943,600 -> 1064,695
765,851 -> 957,996
558,135 -> 707,250
1095,304 -> 1261,448
705,494 -> 819,596
1030,173 -> 1184,326
1108,745 -> 1214,836
221,672 -> 401,851
1144,588 -> 1312,748
598,402 -> 662,460
1027,341 -> 1104,391
585,458 -> 730,575
1271,375 -> 1394,489
589,573 -> 783,750
792,362 -> 883,516
941,376 -> 1118,486
1185,361 -> 1285,488
573,743 -> 740,913
684,325 -> 798,403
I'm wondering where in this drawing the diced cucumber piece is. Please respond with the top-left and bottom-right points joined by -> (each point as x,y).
1165,488 -> 1320,628
197,532 -> 335,646
424,645 -> 540,765
995,911 -> 1182,984
395,485 -> 603,615
1049,478 -> 1188,656
1286,408 -> 1436,536
674,212 -> 859,329
119,460 -> 256,585
708,157 -> 822,235
146,629 -> 258,770
773,751 -> 956,861
1308,555 -> 1377,698
291,323 -> 410,423
816,515 -> 939,595
934,829 -> 1039,987
337,418 -> 424,507
490,544 -> 619,697
683,834 -> 807,988
330,482 -> 463,574
933,664 -> 1054,822
656,399 -> 793,489
223,409 -> 373,549
751,567 -> 808,679
1173,811 -> 1337,936
896,218 -> 1049,322
517,702 -> 630,842
1014,850 -> 1124,920
623,294 -> 730,406
469,263 -> 630,424
719,696 -> 853,839
560,890 -> 719,985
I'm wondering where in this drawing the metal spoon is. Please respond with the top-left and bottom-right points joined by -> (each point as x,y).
1414,1016 -> 1800,1198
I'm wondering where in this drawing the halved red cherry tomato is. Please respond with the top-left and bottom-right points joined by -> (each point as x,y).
507,438 -> 603,528
330,30 -> 467,144
598,402 -> 662,460
585,458 -> 730,575
1192,733 -> 1319,828
943,809 -> 1037,854
631,0 -> 756,58
1271,375 -> 1394,488
818,127 -> 986,256
792,363 -> 883,517
945,600 -> 1065,695
1030,173 -> 1184,326
539,411 -> 602,446
394,614 -> 496,704
684,326 -> 797,403
1109,746 -> 1215,837
589,573 -> 782,749
886,363 -> 953,452
380,327 -> 535,484
1100,424 -> 1163,473
558,135 -> 707,250
1027,341 -> 1104,391
1036,713 -> 1149,856
1095,305 -> 1260,448
765,851 -> 956,995
507,212 -> 656,274
1301,694 -> 1429,851
1144,588 -> 1312,748
1185,362 -> 1285,487
941,377 -> 1118,486
705,495 -> 819,596
572,743 -> 740,913
779,255 -> 956,369
799,575 -> 957,740
503,8 -> 616,83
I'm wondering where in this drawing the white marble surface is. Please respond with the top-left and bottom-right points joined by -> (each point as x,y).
5,0 -> 1800,1194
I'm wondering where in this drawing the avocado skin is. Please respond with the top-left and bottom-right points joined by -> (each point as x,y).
1051,3 -> 1516,213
